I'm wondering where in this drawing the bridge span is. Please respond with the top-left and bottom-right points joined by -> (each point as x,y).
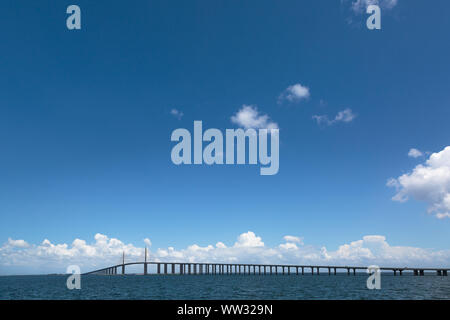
83,250 -> 449,277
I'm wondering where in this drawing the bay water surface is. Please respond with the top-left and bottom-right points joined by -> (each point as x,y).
0,274 -> 449,300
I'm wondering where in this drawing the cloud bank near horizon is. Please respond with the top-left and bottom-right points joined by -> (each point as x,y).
1,231 -> 449,274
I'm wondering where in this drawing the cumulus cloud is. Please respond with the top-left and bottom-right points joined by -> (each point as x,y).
283,235 -> 304,244
7,238 -> 29,248
231,105 -> 278,130
170,108 -> 184,120
408,148 -> 423,158
1,231 -> 449,274
349,0 -> 398,13
312,108 -> 356,126
278,83 -> 310,104
144,238 -> 152,247
388,146 -> 450,219
234,231 -> 264,248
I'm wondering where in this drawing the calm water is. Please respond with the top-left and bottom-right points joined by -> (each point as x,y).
0,274 -> 449,299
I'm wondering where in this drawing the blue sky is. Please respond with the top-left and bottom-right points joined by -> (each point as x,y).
1,1 -> 450,273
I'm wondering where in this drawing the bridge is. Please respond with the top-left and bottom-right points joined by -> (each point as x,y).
82,249 -> 449,276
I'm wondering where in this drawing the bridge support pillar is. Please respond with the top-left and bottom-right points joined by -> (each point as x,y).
171,264 -> 175,274
288,267 -> 290,275
394,269 -> 397,276
144,263 -> 147,275
420,269 -> 424,276
164,263 -> 168,274
334,268 -> 337,275
122,264 -> 125,275
302,267 -> 304,275
353,268 -> 356,276
437,270 -> 442,276
443,270 -> 448,276
317,267 -> 320,275
311,267 -> 314,275
414,269 -> 418,276
399,270 -> 403,276
157,263 -> 161,274
347,268 -> 350,276
328,268 -> 331,275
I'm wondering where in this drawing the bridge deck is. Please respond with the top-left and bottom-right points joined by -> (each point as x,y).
83,261 -> 449,276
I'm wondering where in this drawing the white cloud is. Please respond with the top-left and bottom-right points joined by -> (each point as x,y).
408,148 -> 423,158
144,238 -> 152,247
216,242 -> 227,249
349,0 -> 398,13
312,108 -> 356,126
278,83 -> 310,104
1,231 -> 449,274
7,238 -> 29,248
234,231 -> 264,248
388,146 -> 450,219
283,235 -> 304,244
231,105 -> 278,130
170,108 -> 184,120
